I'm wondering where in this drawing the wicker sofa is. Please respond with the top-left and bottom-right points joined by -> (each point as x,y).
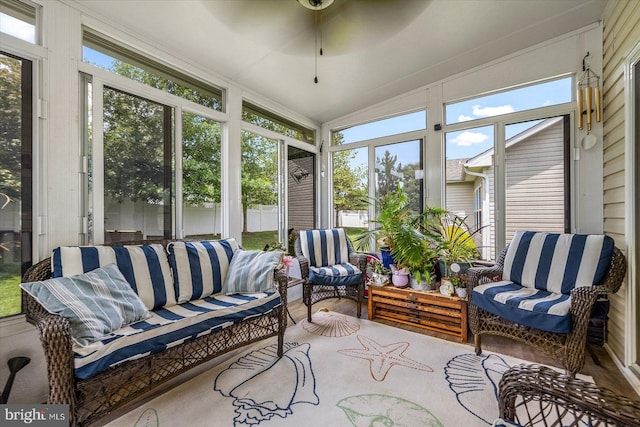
468,231 -> 626,376
497,364 -> 640,426
22,239 -> 288,426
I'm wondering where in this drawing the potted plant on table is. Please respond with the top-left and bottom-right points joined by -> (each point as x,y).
431,212 -> 484,280
450,273 -> 468,298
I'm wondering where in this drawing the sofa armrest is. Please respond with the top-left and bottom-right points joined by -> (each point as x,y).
499,364 -> 640,426
274,267 -> 288,305
23,291 -> 77,409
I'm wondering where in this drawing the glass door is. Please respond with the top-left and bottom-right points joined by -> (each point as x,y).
0,51 -> 32,317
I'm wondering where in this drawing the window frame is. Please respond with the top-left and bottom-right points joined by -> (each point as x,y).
443,101 -> 576,258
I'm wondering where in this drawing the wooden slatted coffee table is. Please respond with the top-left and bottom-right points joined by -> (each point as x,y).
368,284 -> 468,342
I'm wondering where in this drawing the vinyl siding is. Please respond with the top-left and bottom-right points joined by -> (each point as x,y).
505,119 -> 566,241
287,156 -> 315,231
445,181 -> 474,225
602,0 -> 640,362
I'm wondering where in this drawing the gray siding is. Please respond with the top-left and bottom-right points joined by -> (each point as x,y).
505,119 -> 566,242
602,0 -> 640,363
445,181 -> 474,225
288,156 -> 315,231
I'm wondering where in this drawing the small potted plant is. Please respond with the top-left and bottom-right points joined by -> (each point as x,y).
367,255 -> 390,286
450,273 -> 467,298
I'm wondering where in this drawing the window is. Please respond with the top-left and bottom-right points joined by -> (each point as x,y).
288,146 -> 315,236
182,112 -> 222,240
445,126 -> 493,260
445,116 -> 570,260
375,140 -> 423,213
241,131 -> 279,250
82,31 -> 224,111
473,183 -> 483,230
0,0 -> 37,44
445,77 -> 572,125
0,51 -> 32,317
242,101 -> 315,144
504,116 -> 570,241
82,35 -> 226,245
102,87 -> 173,243
334,110 -> 426,145
332,146 -> 368,231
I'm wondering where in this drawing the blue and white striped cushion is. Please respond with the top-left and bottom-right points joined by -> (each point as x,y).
472,281 -> 572,333
52,244 -> 176,310
72,291 -> 281,379
300,228 -> 350,267
503,231 -> 614,294
222,250 -> 283,295
167,239 -> 240,303
21,263 -> 150,347
309,263 -> 362,286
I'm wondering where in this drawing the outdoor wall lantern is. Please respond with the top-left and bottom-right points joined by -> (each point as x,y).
577,52 -> 601,131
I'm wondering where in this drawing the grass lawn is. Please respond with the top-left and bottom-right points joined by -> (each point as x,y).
0,272 -> 22,317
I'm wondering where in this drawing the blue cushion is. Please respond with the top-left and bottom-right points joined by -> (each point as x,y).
222,250 -> 283,295
73,291 -> 282,379
472,281 -> 571,333
52,244 -> 176,310
300,229 -> 350,267
503,231 -> 614,294
167,239 -> 240,303
309,263 -> 362,287
21,264 -> 150,347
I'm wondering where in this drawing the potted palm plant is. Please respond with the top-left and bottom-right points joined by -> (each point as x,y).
432,212 -> 484,280
352,185 -> 413,267
390,206 -> 445,291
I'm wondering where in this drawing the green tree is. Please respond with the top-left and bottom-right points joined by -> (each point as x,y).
399,161 -> 422,213
241,131 -> 278,232
375,150 -> 401,199
0,55 -> 22,201
182,112 -> 221,205
332,132 -> 368,226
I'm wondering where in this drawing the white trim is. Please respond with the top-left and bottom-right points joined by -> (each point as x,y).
624,39 -> 640,372
92,78 -> 104,244
605,343 -> 640,397
174,105 -> 183,239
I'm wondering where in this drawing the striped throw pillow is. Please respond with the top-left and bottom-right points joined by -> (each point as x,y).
299,228 -> 350,267
21,263 -> 150,347
503,230 -> 615,294
222,250 -> 283,295
52,244 -> 176,310
167,239 -> 240,303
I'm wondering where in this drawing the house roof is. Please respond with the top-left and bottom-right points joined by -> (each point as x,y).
445,158 -> 470,182
465,116 -> 565,169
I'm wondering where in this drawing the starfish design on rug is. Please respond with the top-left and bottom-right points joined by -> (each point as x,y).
338,335 -> 434,381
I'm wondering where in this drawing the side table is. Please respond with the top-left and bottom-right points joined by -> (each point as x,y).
368,285 -> 468,342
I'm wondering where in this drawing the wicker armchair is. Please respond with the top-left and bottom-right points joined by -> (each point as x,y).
498,364 -> 640,426
294,229 -> 367,322
468,243 -> 626,376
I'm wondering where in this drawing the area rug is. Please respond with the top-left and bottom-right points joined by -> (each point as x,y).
106,310 -> 568,427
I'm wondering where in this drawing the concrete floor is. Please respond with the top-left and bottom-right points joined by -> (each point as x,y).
286,291 -> 640,400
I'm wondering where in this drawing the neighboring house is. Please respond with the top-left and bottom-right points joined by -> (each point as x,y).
446,117 -> 566,260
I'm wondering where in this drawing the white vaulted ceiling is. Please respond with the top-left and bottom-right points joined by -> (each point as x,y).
75,0 -> 607,124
